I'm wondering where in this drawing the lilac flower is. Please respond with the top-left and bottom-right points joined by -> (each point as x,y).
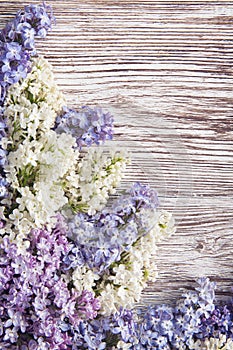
0,3 -> 54,45
16,22 -> 36,49
1,57 -> 11,74
65,183 -> 159,274
70,308 -> 136,349
0,84 -> 6,103
111,308 -> 136,342
23,3 -> 55,36
4,42 -> 22,60
198,304 -> 233,340
94,238 -> 120,267
3,327 -> 18,343
0,215 -> 100,348
72,321 -> 106,349
1,42 -> 30,85
4,63 -> 28,84
0,265 -> 12,289
129,181 -> 159,210
53,279 -> 70,308
0,3 -> 55,105
0,147 -> 7,168
5,309 -> 27,332
77,291 -> 101,320
55,106 -> 114,149
130,305 -> 174,349
196,277 -> 216,306
84,279 -> 232,349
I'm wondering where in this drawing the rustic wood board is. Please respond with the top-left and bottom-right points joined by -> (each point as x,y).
0,1 -> 233,306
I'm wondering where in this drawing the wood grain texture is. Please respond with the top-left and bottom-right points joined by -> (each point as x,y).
0,1 -> 233,305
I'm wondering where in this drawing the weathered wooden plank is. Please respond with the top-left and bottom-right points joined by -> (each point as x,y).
0,1 -> 233,306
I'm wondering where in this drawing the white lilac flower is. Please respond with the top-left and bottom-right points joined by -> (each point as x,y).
3,126 -> 78,238
37,130 -> 78,181
98,209 -> 175,315
64,147 -> 129,214
72,266 -> 100,293
4,56 -> 65,144
116,341 -> 132,349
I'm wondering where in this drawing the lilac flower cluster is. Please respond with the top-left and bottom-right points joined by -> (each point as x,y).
72,308 -> 136,349
69,278 -> 233,349
198,299 -> 233,340
0,3 -> 54,103
65,182 -> 159,273
128,181 -> 159,210
55,106 -> 114,149
119,278 -> 233,349
71,321 -> 106,349
113,278 -> 216,349
0,215 -> 100,349
106,308 -> 136,344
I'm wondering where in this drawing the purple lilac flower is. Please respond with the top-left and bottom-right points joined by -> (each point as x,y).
23,3 -> 55,37
129,181 -> 159,210
133,278 -> 233,350
0,147 -> 7,168
110,308 -> 137,343
0,215 -> 100,348
129,305 -> 174,349
0,3 -> 55,105
64,233 -> 121,273
77,291 -> 101,320
0,3 -> 54,44
55,106 -> 114,149
3,62 -> 28,85
70,308 -> 137,349
72,321 -> 106,350
0,96 -> 7,142
65,183 -> 159,273
16,22 -> 36,49
198,304 -> 233,340
1,57 -> 11,74
85,278 -> 231,350
4,42 -> 22,60
64,211 -> 121,272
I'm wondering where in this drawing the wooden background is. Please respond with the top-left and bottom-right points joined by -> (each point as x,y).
0,1 -> 233,306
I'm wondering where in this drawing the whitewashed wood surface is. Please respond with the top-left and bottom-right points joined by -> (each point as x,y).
0,1 -> 233,306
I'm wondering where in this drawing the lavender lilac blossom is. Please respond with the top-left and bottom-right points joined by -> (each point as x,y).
70,278 -> 233,349
0,3 -> 54,103
0,215 -> 100,349
64,182 -> 159,273
55,106 -> 114,149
